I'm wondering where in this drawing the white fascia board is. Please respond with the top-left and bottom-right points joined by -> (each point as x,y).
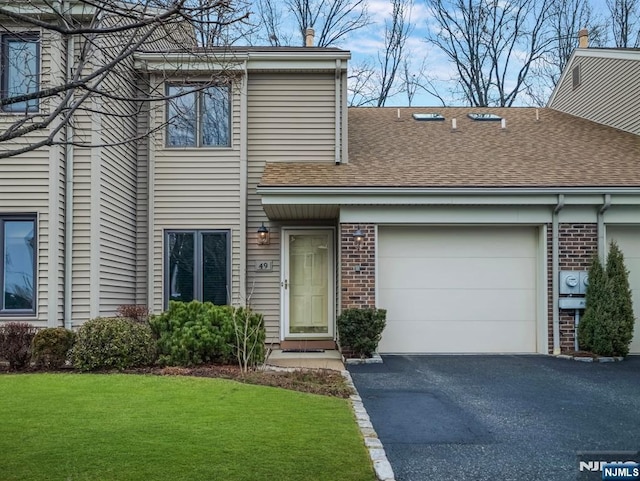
135,51 -> 350,73
257,186 -> 640,204
134,53 -> 246,73
0,1 -> 97,18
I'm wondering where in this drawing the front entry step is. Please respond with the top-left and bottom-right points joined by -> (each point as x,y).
280,339 -> 337,351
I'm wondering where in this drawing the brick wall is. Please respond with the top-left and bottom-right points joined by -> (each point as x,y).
547,223 -> 598,353
340,224 -> 375,309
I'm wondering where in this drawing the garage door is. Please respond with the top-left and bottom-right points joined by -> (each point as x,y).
378,226 -> 539,353
606,226 -> 640,354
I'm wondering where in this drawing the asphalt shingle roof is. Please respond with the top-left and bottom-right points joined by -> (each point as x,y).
260,107 -> 640,189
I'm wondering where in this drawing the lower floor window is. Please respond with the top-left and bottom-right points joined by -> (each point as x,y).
1,215 -> 36,314
165,230 -> 229,307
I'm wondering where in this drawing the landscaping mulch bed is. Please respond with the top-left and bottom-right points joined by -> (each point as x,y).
0,363 -> 355,398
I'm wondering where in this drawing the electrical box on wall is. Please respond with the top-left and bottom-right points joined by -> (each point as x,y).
559,271 -> 589,295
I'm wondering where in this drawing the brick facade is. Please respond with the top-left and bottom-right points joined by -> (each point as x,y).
547,223 -> 598,353
340,224 -> 376,309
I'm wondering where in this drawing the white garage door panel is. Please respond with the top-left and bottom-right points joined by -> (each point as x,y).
378,257 -> 536,290
378,226 -> 539,353
379,226 -> 536,258
606,226 -> 640,354
379,288 -> 536,322
378,320 -> 537,353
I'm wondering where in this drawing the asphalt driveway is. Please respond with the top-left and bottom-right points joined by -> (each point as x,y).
348,355 -> 640,481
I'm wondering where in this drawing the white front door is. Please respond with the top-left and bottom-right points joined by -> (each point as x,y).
282,229 -> 334,339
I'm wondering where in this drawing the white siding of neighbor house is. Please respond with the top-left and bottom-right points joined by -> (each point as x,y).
0,28 -> 63,326
246,73 -> 337,342
551,55 -> 640,135
148,77 -> 243,314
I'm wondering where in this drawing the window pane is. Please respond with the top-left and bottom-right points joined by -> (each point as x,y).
202,232 -> 228,305
3,221 -> 35,310
3,37 -> 38,112
202,86 -> 230,147
167,86 -> 197,147
167,232 -> 195,303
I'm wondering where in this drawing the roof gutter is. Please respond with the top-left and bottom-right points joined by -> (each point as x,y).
256,186 -> 640,196
552,194 -> 565,355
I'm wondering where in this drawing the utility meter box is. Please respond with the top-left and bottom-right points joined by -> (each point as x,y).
559,270 -> 589,295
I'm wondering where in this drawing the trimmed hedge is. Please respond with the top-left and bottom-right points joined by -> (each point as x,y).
0,322 -> 37,370
71,317 -> 156,371
32,327 -> 75,369
337,308 -> 387,358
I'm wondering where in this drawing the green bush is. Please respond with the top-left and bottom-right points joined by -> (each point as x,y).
579,241 -> 636,357
150,301 -> 235,366
71,317 -> 156,371
32,327 -> 75,369
0,322 -> 37,370
606,242 -> 635,357
337,308 -> 387,358
578,256 -> 606,352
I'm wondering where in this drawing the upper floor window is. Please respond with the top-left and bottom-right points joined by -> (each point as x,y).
1,215 -> 37,315
1,33 -> 39,113
166,84 -> 230,147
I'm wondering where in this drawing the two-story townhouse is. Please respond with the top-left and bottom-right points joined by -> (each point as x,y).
0,1 -> 351,350
3,8 -> 640,357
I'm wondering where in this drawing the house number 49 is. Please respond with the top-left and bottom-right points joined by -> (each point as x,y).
255,261 -> 273,271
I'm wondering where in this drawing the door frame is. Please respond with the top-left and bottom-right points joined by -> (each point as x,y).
280,227 -> 336,340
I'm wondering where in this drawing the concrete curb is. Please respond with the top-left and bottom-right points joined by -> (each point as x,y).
555,354 -> 624,363
344,354 -> 384,365
341,370 -> 396,481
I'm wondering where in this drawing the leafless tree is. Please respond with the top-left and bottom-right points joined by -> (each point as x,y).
525,0 -> 606,105
374,0 -> 412,106
347,60 -> 377,106
424,0 -> 554,107
0,0 -> 248,159
285,0 -> 370,47
607,0 -> 640,47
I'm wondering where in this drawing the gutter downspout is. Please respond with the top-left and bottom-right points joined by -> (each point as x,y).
552,194 -> 565,355
598,194 -> 612,261
334,59 -> 341,164
239,61 -> 248,304
63,31 -> 74,330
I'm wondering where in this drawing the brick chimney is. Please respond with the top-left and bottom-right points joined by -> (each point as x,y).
305,28 -> 315,47
578,28 -> 589,48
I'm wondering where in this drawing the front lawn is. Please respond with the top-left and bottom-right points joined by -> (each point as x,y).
0,374 -> 375,481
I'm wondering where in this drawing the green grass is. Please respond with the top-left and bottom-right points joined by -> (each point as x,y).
0,374 -> 375,481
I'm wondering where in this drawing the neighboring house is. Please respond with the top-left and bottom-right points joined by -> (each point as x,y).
2,12 -> 639,356
548,38 -> 640,136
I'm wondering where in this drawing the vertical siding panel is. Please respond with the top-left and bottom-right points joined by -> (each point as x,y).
246,73 -> 337,342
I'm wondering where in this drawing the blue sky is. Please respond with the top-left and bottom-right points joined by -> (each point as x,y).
337,0 -> 612,106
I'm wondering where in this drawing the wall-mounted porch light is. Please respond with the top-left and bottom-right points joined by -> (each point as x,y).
257,222 -> 270,245
353,225 -> 364,249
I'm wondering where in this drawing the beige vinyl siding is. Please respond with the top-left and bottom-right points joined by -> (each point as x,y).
551,56 -> 640,135
136,77 -> 150,306
246,73 -> 337,342
97,36 -> 139,315
0,29 -> 65,325
149,79 -> 243,313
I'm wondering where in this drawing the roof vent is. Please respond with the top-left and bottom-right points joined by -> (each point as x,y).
468,113 -> 502,121
413,113 -> 445,121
